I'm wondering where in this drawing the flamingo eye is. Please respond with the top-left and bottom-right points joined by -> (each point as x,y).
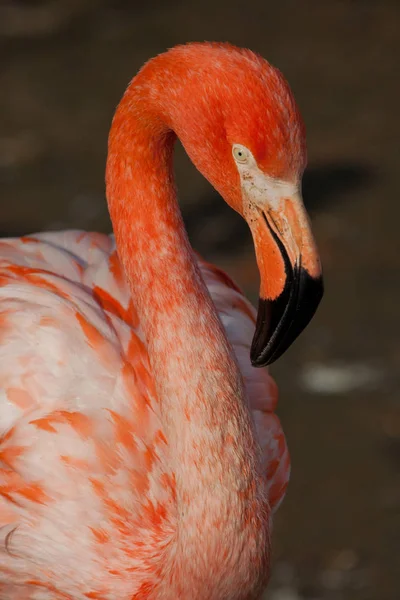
232,144 -> 250,164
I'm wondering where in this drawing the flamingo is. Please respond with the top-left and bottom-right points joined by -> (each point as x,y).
0,43 -> 323,599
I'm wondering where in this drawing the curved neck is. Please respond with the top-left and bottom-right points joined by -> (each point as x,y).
106,72 -> 269,597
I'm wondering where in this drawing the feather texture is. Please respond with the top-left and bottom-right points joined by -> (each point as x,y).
0,231 -> 289,598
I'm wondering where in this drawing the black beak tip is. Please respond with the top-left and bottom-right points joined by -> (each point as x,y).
250,269 -> 324,368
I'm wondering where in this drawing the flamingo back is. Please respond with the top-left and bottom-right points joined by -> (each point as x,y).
0,231 -> 289,597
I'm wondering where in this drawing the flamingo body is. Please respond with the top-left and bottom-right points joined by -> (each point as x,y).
0,231 -> 288,598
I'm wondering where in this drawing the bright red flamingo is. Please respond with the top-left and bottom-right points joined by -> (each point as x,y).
0,43 -> 322,599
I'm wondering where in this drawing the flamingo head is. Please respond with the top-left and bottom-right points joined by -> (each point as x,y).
145,43 -> 324,366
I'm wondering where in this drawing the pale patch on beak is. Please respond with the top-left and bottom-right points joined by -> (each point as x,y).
232,144 -> 323,366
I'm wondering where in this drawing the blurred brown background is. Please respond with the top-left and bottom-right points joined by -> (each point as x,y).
1,1 -> 399,599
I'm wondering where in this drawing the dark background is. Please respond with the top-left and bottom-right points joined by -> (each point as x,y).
1,1 -> 399,599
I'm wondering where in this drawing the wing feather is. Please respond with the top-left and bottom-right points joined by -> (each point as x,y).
0,231 -> 289,596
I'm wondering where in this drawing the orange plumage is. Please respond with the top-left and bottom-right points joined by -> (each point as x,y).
0,43 -> 322,599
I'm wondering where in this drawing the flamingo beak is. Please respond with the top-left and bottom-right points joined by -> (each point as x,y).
248,192 -> 323,367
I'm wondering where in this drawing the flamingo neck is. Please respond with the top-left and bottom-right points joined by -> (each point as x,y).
106,74 -> 269,597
